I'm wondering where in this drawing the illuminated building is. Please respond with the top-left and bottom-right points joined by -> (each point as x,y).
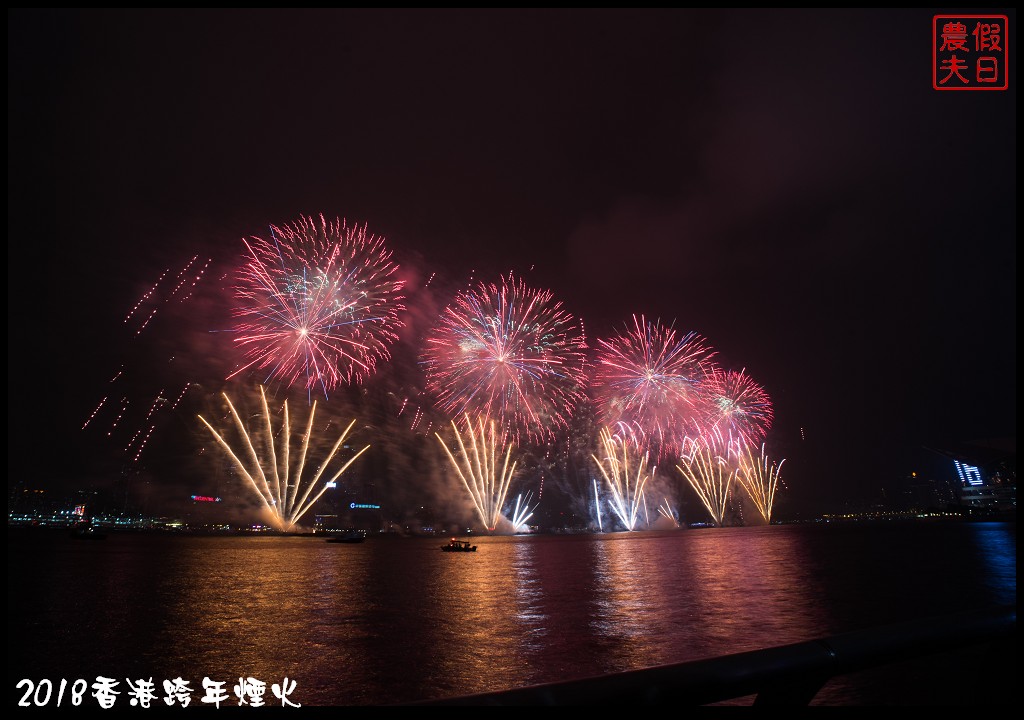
953,460 -> 1016,513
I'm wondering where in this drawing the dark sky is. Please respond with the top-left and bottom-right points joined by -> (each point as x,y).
8,9 -> 1016,519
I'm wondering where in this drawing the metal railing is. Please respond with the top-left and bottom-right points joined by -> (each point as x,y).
409,605 -> 1016,706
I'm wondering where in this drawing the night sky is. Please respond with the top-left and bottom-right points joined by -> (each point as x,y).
8,9 -> 1016,520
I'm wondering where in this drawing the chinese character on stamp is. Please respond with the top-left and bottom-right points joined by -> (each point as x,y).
934,15 -> 1009,90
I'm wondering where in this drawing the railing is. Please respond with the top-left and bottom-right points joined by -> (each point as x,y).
410,605 -> 1016,706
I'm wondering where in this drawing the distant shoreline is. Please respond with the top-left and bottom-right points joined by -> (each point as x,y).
7,511 -> 1015,539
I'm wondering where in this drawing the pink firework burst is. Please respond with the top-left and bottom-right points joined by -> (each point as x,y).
592,315 -> 718,459
705,368 -> 773,449
229,214 -> 405,397
422,272 -> 588,443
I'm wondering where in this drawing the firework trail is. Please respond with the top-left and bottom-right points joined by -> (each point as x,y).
676,430 -> 736,526
508,491 -> 537,533
705,368 -> 773,450
657,497 -> 679,527
229,214 -> 405,399
82,397 -> 109,430
198,386 -> 370,532
81,254 -> 210,468
435,414 -> 519,532
107,397 -> 130,436
735,442 -> 785,524
124,255 -> 211,335
592,425 -> 655,531
592,315 -> 717,459
132,424 -> 157,464
120,389 -> 164,462
422,272 -> 587,444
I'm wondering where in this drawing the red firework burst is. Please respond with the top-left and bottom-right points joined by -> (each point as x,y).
229,214 -> 405,397
591,315 -> 718,458
704,368 -> 773,449
421,272 -> 588,443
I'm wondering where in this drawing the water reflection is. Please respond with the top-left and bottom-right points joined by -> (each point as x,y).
156,536 -> 373,705
966,522 -> 1017,606
7,523 -> 1015,706
425,537 -> 531,698
514,535 -> 610,683
591,533 -> 673,669
511,540 -> 546,652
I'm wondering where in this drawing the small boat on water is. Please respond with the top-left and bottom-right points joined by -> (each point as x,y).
71,523 -> 107,540
441,538 -> 477,552
69,505 -> 106,539
326,530 -> 366,544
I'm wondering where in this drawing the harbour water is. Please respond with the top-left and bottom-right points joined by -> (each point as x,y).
7,521 -> 1016,707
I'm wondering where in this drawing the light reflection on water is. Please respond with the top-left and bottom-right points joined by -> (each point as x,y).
7,522 -> 1015,706
966,522 -> 1017,606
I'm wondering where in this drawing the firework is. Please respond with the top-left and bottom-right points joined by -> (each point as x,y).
422,272 -> 587,443
735,442 -> 785,524
198,386 -> 370,532
592,425 -> 654,531
508,491 -> 537,533
676,431 -> 736,527
124,255 -> 211,335
229,214 -> 405,398
82,396 -> 109,430
436,414 -> 519,532
705,369 -> 773,449
81,254 -> 210,467
115,384 -> 191,463
657,497 -> 679,527
592,315 -> 717,459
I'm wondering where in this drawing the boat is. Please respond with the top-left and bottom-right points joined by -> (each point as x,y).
70,523 -> 107,540
326,530 -> 366,544
441,538 -> 477,552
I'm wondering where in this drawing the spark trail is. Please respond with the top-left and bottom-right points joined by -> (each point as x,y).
735,442 -> 785,524
436,414 -> 519,532
676,431 -> 736,527
592,425 -> 654,531
198,386 -> 370,532
508,491 -> 537,533
657,497 -> 679,527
